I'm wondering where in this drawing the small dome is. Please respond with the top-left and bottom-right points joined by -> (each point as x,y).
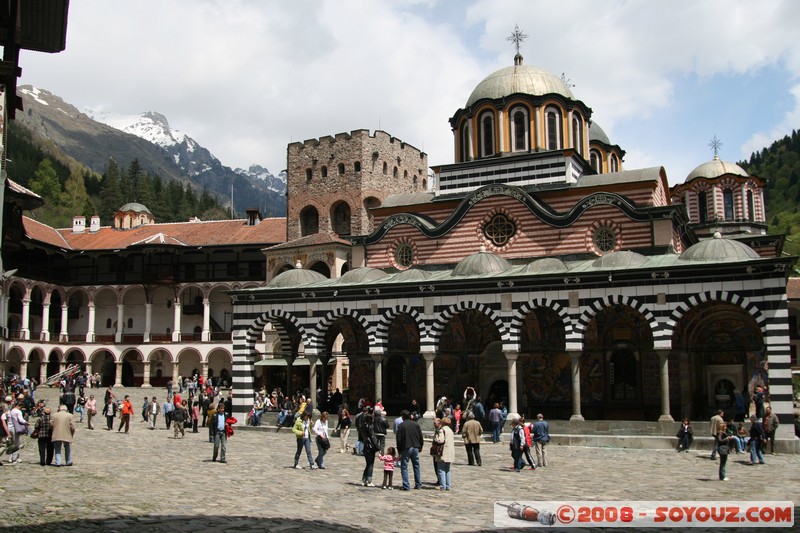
679,232 -> 760,262
339,267 -> 389,284
466,60 -> 574,107
118,202 -> 152,214
453,247 -> 512,277
390,268 -> 431,282
523,257 -> 568,274
268,262 -> 327,288
588,122 -> 611,145
592,250 -> 648,269
685,155 -> 748,183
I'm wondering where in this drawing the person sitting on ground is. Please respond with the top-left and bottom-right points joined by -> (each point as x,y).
676,418 -> 693,452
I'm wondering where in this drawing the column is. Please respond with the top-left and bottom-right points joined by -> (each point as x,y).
285,356 -> 295,398
504,351 -> 519,419
657,350 -> 673,422
371,352 -> 383,404
115,304 -> 124,343
20,297 -> 30,340
422,352 -> 436,419
142,359 -> 151,387
86,303 -> 96,343
39,364 -> 46,386
319,355 -> 332,403
114,360 -> 123,387
41,302 -> 51,341
172,360 -> 180,389
202,361 -> 209,381
568,351 -> 584,421
143,303 -> 152,342
307,356 -> 318,405
202,298 -> 211,342
59,303 -> 69,342
498,112 -> 505,154
172,302 -> 182,342
1,294 -> 8,337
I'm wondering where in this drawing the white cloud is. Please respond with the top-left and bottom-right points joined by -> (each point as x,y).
17,0 -> 800,184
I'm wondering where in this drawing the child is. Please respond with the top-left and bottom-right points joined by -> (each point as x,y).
378,446 -> 398,489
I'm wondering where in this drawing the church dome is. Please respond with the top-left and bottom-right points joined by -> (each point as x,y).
452,247 -> 512,277
339,267 -> 389,284
523,257 -> 568,274
592,250 -> 648,269
390,268 -> 431,282
268,261 -> 327,288
466,58 -> 574,107
589,122 -> 611,145
685,155 -> 748,183
118,202 -> 152,214
678,232 -> 760,262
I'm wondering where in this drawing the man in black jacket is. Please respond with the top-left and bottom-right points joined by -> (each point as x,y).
395,410 -> 424,490
373,408 -> 389,454
211,402 -> 228,463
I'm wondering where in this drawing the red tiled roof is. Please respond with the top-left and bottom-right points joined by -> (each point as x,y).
266,231 -> 352,251
23,216 -> 287,251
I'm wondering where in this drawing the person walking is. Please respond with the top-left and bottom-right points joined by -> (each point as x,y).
314,412 -> 330,469
749,415 -> 766,465
709,409 -> 724,460
148,397 -> 159,430
172,401 -> 187,439
336,404 -> 352,454
396,410 -> 424,490
435,417 -> 455,490
51,404 -> 75,467
509,415 -> 526,472
85,394 -> 97,430
763,407 -> 779,454
532,413 -> 550,467
360,412 -> 378,486
716,422 -> 730,481
162,397 -> 174,430
102,397 -> 117,430
292,411 -> 317,470
461,411 -> 483,466
211,401 -> 228,463
33,406 -> 54,466
5,399 -> 29,464
488,403 -> 503,443
118,395 -> 133,433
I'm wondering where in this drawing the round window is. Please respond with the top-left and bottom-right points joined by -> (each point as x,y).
395,243 -> 414,268
594,226 -> 616,253
483,213 -> 516,247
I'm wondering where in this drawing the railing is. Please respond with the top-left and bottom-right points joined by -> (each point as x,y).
149,334 -> 172,342
122,334 -> 144,343
6,332 -> 235,345
210,332 -> 232,342
94,334 -> 115,343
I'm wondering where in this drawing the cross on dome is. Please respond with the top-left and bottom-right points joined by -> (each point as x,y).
507,24 -> 528,64
708,135 -> 723,159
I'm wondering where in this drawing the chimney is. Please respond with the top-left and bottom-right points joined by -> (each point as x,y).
89,215 -> 101,232
72,216 -> 86,234
245,207 -> 262,226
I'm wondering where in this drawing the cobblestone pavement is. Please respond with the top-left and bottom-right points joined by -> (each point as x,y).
1,387 -> 798,532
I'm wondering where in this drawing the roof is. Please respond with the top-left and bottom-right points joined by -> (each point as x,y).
382,192 -> 435,208
23,216 -> 287,251
588,122 -> 611,145
576,167 -> 664,188
678,232 -> 760,262
466,59 -> 574,107
685,156 -> 749,183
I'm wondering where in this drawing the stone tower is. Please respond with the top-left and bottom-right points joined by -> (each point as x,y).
286,129 -> 428,242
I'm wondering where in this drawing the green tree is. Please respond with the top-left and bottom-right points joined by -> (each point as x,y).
29,159 -> 61,201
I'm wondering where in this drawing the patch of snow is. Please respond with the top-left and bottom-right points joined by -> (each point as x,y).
19,86 -> 49,106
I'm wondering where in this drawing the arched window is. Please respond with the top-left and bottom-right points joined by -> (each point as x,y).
590,150 -> 602,173
413,175 -> 418,190
510,106 -> 529,152
300,205 -> 319,237
459,121 -> 471,162
746,190 -> 755,221
321,166 -> 328,178
479,111 -> 495,157
383,162 -> 387,174
305,168 -> 312,181
698,191 -> 708,223
609,154 -> 619,173
338,163 -> 345,175
393,166 -> 398,178
572,115 -> 583,155
106,318 -> 112,329
354,161 -> 361,172
545,106 -> 562,150
723,188 -> 734,221
331,201 -> 352,236
127,318 -> 133,329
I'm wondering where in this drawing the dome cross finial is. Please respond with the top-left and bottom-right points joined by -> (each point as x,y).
709,135 -> 723,159
507,24 -> 528,61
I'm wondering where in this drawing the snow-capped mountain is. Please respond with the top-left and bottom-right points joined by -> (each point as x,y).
17,85 -> 287,217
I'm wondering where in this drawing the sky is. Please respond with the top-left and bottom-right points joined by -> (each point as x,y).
17,0 -> 800,185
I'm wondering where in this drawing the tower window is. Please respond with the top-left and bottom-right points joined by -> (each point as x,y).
383,162 -> 388,174
510,106 -> 529,152
338,163 -> 345,175
545,107 -> 562,150
723,188 -> 734,221
590,150 -> 602,173
354,161 -> 361,172
479,111 -> 495,157
610,154 -> 619,173
746,190 -> 755,221
321,166 -> 328,178
698,191 -> 708,223
572,115 -> 583,155
459,121 -> 471,162
305,168 -> 312,181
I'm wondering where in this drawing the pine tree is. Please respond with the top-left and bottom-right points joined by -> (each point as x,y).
29,159 -> 61,202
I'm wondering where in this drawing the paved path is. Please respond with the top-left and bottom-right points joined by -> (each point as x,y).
2,387 -> 798,532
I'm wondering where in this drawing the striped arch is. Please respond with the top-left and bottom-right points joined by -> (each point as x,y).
374,305 -> 426,353
309,308 -> 374,356
573,294 -> 660,346
429,300 -> 511,351
509,298 -> 573,352
663,291 -> 768,340
244,309 -> 309,355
